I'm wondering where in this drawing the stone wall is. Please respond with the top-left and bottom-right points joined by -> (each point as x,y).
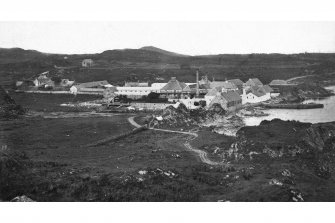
130,102 -> 174,110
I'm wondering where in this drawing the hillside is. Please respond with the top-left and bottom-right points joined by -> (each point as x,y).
140,46 -> 188,57
1,47 -> 335,88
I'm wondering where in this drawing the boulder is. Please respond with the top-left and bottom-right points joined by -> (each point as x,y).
11,195 -> 35,202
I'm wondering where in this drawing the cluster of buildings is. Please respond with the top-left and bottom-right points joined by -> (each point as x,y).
15,71 -> 74,90
95,72 -> 286,112
16,68 -> 295,113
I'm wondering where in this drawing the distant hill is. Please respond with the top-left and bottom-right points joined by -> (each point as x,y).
0,47 -> 46,64
1,46 -> 335,88
140,46 -> 188,57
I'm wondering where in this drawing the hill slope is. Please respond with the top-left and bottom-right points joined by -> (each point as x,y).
140,46 -> 188,57
1,47 -> 335,87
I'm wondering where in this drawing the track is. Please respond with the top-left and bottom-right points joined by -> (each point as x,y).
127,116 -> 224,165
286,74 -> 315,83
128,116 -> 142,128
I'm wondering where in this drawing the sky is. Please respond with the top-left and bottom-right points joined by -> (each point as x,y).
0,21 -> 335,55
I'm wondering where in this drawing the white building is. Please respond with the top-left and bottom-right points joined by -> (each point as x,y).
115,87 -> 161,99
82,59 -> 94,67
204,88 -> 221,106
179,98 -> 204,109
241,86 -> 271,104
70,80 -> 110,94
125,82 -> 149,87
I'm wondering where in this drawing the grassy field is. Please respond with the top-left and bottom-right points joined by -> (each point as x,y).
10,92 -> 102,112
0,115 -> 135,167
2,113 -> 335,201
2,92 -> 335,201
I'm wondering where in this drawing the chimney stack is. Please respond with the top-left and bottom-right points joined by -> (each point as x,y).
196,69 -> 199,97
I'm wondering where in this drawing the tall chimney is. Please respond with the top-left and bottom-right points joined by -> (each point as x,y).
196,69 -> 199,97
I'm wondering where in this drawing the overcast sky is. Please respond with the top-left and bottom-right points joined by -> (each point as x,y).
0,21 -> 335,55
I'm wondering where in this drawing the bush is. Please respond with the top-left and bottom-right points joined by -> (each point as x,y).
199,100 -> 206,107
147,92 -> 160,100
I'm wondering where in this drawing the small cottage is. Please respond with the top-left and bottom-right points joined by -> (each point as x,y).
82,59 -> 94,67
33,72 -> 54,88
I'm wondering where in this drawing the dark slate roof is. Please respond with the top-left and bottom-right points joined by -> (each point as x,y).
221,91 -> 241,102
246,86 -> 267,97
246,78 -> 263,86
161,77 -> 190,91
263,85 -> 274,93
210,81 -> 237,89
205,87 -> 221,97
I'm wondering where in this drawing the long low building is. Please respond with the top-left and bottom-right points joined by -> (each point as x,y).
269,79 -> 297,93
70,80 -> 110,94
115,87 -> 161,99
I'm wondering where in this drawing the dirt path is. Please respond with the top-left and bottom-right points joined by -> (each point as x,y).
128,116 -> 142,128
286,74 -> 315,83
127,116 -> 224,165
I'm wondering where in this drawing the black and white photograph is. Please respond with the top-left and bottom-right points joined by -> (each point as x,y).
1,0 -> 335,222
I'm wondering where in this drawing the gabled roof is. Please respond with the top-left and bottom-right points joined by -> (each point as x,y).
209,81 -> 237,89
246,86 -> 267,97
205,87 -> 221,97
246,78 -> 263,86
221,91 -> 241,102
160,77 -> 190,91
125,82 -> 149,87
104,86 -> 117,92
227,79 -> 244,86
151,83 -> 168,89
76,80 -> 109,88
36,75 -> 51,82
269,79 -> 288,85
263,85 -> 273,93
188,83 -> 211,90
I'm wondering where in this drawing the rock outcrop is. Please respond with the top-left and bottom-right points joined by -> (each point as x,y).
11,195 -> 35,202
0,86 -> 25,118
150,103 -> 227,129
233,119 -> 335,162
301,123 -> 335,152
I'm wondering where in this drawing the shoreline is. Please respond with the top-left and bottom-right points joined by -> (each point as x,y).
263,103 -> 324,109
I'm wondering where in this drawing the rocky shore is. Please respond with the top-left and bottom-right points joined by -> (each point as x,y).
2,116 -> 335,201
275,83 -> 333,103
